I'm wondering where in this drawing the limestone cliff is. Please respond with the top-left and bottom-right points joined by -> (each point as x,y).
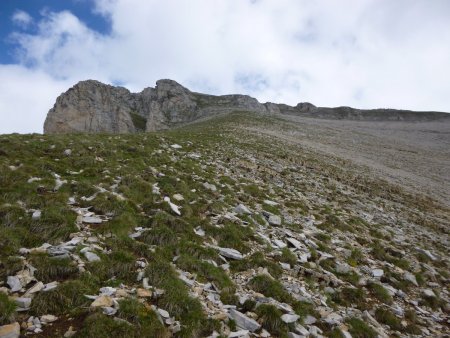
44,79 -> 449,133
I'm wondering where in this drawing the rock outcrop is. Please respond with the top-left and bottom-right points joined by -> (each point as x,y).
44,79 -> 449,133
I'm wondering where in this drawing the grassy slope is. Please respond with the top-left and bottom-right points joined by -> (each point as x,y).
0,112 -> 448,337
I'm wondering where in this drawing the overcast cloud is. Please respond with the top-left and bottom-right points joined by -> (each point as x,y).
1,0 -> 450,133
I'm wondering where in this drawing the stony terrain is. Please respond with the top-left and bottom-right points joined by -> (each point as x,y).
1,113 -> 449,337
43,79 -> 450,134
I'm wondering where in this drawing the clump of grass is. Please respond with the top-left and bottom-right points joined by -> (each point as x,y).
337,271 -> 361,286
76,313 -> 132,337
420,293 -> 441,310
247,274 -> 291,303
374,308 -> 402,331
220,289 -> 239,305
315,233 -> 331,243
0,293 -> 16,324
242,184 -> 266,199
141,225 -> 178,246
332,287 -> 367,309
276,247 -> 298,266
366,282 -> 392,304
31,277 -> 97,315
347,248 -> 363,267
87,250 -> 136,284
116,298 -> 169,337
240,299 -> 256,313
231,251 -> 283,278
30,254 -> 79,283
255,304 -> 287,336
145,260 -> 209,337
29,205 -> 77,243
205,222 -> 253,254
0,256 -> 24,280
292,300 -> 318,320
176,254 -> 234,290
346,317 -> 377,338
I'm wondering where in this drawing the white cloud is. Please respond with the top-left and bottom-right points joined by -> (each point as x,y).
0,65 -> 71,134
1,0 -> 450,133
11,10 -> 34,28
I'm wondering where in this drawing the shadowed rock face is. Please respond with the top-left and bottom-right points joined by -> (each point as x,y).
44,79 -> 449,134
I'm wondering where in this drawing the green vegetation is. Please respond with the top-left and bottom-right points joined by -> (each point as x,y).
145,260 -> 210,337
231,251 -> 283,278
31,254 -> 79,283
130,112 -> 148,132
374,308 -> 402,331
248,274 -> 291,303
276,247 -> 298,266
176,254 -> 234,290
255,304 -> 287,336
31,277 -> 97,315
366,282 -> 393,304
0,112 -> 445,336
332,287 -> 367,310
0,293 -> 16,325
346,317 -> 377,338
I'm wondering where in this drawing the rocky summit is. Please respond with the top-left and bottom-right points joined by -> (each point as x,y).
44,79 -> 449,134
1,88 -> 450,337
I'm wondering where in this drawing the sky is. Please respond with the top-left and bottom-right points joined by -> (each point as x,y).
0,0 -> 449,134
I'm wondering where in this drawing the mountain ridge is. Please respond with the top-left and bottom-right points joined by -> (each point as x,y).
43,79 -> 450,134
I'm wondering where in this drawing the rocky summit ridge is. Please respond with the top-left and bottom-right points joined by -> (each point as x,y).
44,79 -> 449,134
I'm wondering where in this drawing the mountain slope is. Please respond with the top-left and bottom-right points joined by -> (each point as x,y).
43,79 -> 450,134
1,113 -> 449,337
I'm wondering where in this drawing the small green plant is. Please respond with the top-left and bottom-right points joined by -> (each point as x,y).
145,260 -> 209,337
220,289 -> 239,305
248,274 -> 291,303
375,308 -> 402,331
31,254 -> 79,283
332,287 -> 367,309
346,317 -> 377,338
130,112 -> 147,132
76,312 -> 135,338
276,247 -> 298,266
255,304 -> 287,336
231,251 -> 283,278
176,254 -> 234,290
0,293 -> 16,325
366,282 -> 392,304
240,299 -> 256,312
292,300 -> 318,320
87,250 -> 136,284
31,277 -> 97,315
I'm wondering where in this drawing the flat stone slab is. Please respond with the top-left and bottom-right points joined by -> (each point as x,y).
281,313 -> 300,323
229,309 -> 261,332
218,247 -> 243,260
84,251 -> 101,262
82,216 -> 103,224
